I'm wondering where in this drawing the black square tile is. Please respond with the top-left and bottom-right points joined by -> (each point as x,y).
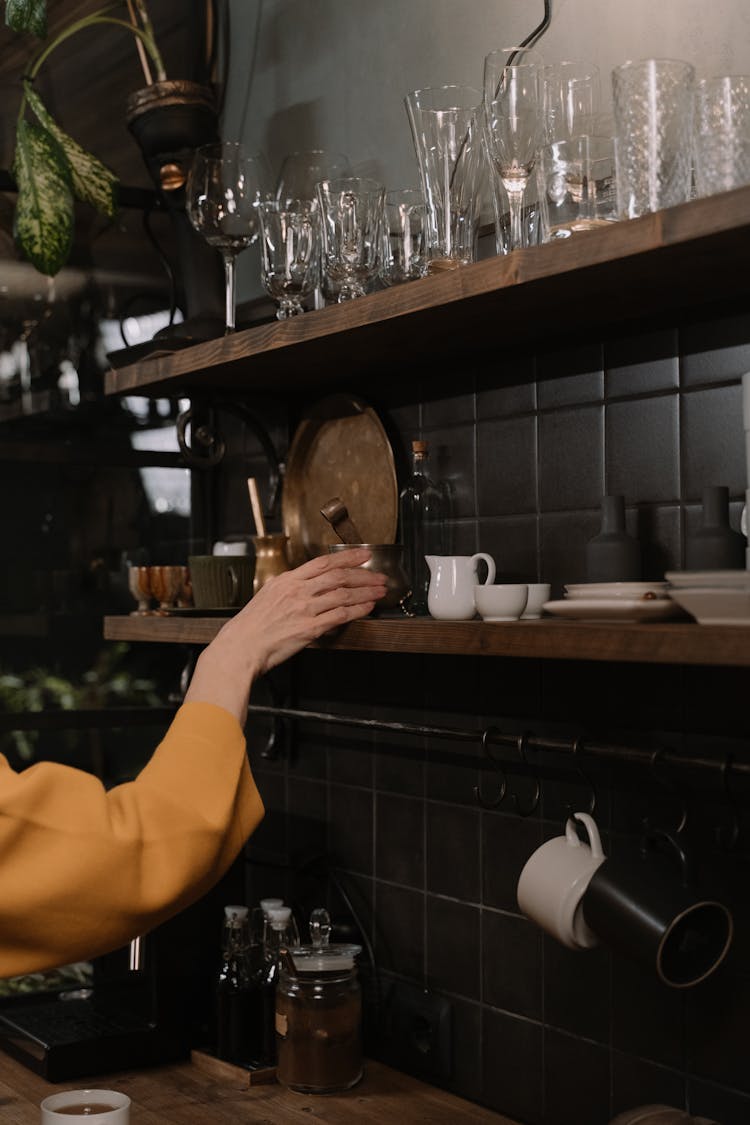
606,394 -> 679,503
422,422 -> 476,519
477,515 -> 539,582
247,770 -> 287,860
543,937 -> 611,1043
444,996 -> 482,1100
686,970 -> 750,1093
483,909 -> 542,1018
426,802 -> 480,901
605,326 -> 680,397
482,811 -> 543,911
287,777 -> 327,863
328,784 -> 373,875
476,415 -> 538,516
426,897 -> 480,999
476,356 -> 537,418
374,881 -> 424,979
688,1077 -> 750,1125
481,1007 -> 543,1124
422,381 -> 475,428
539,406 -> 604,511
680,310 -> 750,386
544,1027 -> 610,1125
442,518 -> 479,555
375,792 -> 424,889
478,656 -> 543,719
612,955 -> 685,1067
612,1050 -> 685,1118
682,383 -> 746,500
539,509 -> 602,594
538,340 -> 604,408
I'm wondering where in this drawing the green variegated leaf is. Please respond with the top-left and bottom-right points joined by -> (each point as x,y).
23,80 -> 118,220
13,119 -> 74,276
5,0 -> 46,38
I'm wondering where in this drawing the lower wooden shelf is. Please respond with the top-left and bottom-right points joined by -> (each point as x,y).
103,614 -> 750,667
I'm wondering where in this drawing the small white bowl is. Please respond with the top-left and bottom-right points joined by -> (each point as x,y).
475,583 -> 528,621
521,583 -> 551,619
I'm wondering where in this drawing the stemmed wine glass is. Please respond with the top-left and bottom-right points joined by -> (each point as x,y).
186,141 -> 271,334
483,47 -> 543,252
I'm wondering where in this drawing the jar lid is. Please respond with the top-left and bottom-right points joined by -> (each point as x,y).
289,943 -> 362,974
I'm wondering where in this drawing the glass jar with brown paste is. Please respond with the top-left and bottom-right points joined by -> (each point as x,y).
275,909 -> 362,1093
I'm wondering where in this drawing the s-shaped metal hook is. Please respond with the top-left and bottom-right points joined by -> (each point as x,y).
474,726 -> 508,810
510,732 -> 540,817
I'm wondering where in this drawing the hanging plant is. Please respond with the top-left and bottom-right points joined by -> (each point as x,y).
3,0 -> 167,276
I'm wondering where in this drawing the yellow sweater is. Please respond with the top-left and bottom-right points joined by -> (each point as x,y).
0,702 -> 264,978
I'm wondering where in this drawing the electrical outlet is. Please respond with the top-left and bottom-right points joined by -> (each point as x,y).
382,980 -> 453,1082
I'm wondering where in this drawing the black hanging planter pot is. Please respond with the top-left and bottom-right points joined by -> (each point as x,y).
125,80 -> 225,341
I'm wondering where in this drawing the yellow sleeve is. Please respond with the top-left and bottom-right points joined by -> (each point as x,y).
0,701 -> 264,978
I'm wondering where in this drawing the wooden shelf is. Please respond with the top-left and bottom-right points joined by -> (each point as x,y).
103,614 -> 750,667
105,185 -> 750,399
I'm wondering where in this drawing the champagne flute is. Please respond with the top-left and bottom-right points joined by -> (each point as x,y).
186,142 -> 271,334
484,47 -> 543,252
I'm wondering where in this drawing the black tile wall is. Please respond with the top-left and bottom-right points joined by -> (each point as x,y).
244,309 -> 750,1124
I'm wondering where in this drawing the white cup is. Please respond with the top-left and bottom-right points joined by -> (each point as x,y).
517,812 -> 605,949
475,583 -> 528,621
521,582 -> 551,619
41,1089 -> 131,1123
212,540 -> 249,556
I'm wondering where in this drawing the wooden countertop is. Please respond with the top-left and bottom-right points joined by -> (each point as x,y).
0,1050 -> 515,1123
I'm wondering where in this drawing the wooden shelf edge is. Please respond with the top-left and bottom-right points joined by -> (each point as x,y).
103,615 -> 750,667
104,185 -> 750,398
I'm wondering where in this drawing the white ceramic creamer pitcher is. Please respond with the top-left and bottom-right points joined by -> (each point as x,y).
425,553 -> 495,620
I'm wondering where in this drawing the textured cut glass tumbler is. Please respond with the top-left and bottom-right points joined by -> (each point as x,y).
612,58 -> 695,218
693,75 -> 750,197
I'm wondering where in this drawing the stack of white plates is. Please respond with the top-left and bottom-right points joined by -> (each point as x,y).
543,581 -> 683,622
665,570 -> 750,625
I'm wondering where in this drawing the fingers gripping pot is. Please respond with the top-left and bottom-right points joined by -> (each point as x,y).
275,909 -> 363,1093
582,829 -> 733,988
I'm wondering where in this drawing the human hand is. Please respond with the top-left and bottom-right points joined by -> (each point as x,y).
184,549 -> 387,721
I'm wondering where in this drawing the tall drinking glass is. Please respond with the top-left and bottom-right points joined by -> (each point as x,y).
316,176 -> 385,300
693,75 -> 750,197
405,85 -> 484,271
542,60 -> 601,143
380,188 -> 428,285
612,58 -> 695,218
484,48 -> 543,252
186,142 -> 271,334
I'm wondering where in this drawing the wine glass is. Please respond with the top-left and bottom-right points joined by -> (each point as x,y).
186,142 -> 271,334
484,47 -> 543,252
257,198 -> 320,318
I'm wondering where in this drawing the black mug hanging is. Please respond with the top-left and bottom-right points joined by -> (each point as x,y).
581,828 -> 733,988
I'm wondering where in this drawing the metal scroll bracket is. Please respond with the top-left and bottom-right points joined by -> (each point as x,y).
175,398 -> 283,515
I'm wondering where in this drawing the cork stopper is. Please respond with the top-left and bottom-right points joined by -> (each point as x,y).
412,440 -> 428,454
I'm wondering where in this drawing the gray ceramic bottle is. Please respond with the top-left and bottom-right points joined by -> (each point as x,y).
685,486 -> 746,570
585,495 -> 642,582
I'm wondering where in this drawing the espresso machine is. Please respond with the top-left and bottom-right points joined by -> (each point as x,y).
0,892 -> 222,1081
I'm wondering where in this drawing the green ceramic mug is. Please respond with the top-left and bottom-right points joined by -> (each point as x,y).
188,555 -> 254,609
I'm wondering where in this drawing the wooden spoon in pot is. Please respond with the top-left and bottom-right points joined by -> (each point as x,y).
320,496 -> 365,544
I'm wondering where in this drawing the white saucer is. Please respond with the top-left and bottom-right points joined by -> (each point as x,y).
543,597 -> 685,622
564,581 -> 670,600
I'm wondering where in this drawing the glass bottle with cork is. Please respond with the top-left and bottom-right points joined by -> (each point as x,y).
399,439 -> 446,614
215,904 -> 257,1065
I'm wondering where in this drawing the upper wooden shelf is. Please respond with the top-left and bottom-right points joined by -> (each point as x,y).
103,614 -> 750,668
105,185 -> 750,400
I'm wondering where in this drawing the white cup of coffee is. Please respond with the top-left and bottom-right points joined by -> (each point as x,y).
517,812 -> 605,950
41,1089 -> 131,1122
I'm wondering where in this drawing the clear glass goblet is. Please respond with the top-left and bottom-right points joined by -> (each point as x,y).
257,199 -> 320,319
316,176 -> 385,301
484,47 -> 543,252
380,188 -> 429,285
186,141 -> 271,334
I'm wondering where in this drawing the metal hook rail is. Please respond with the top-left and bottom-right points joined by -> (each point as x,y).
246,702 -> 750,783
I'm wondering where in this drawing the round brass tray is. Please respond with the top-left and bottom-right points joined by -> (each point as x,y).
282,394 -> 398,567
